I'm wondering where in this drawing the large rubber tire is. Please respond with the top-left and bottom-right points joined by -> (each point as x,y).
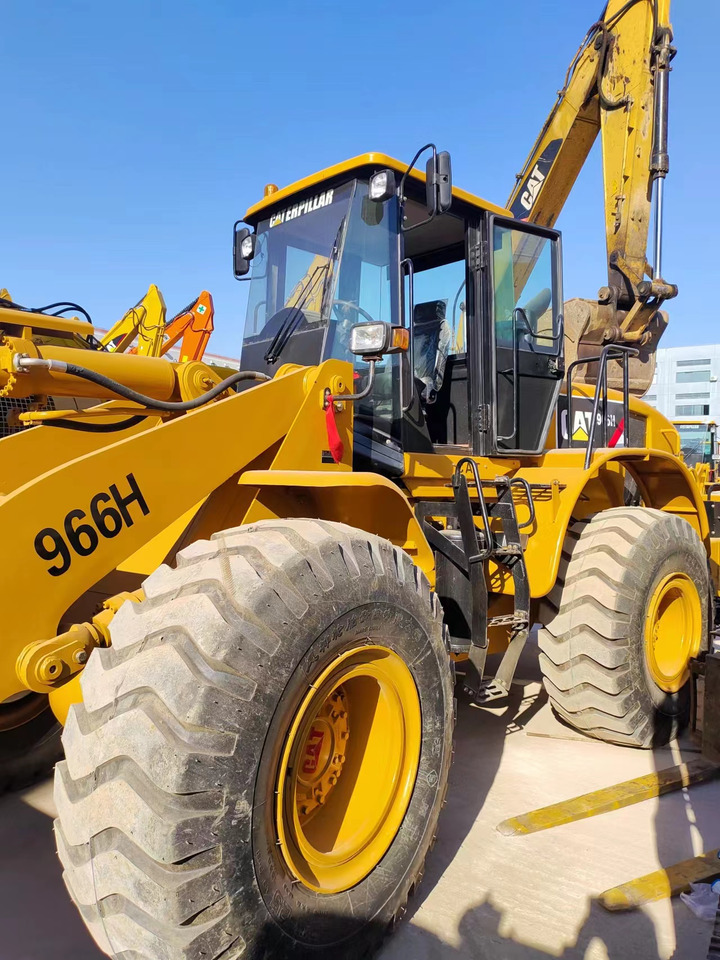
0,694 -> 62,794
54,519 -> 454,960
538,508 -> 709,748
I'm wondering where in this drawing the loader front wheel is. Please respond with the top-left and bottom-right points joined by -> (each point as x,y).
0,693 -> 62,793
54,519 -> 454,960
538,507 -> 709,748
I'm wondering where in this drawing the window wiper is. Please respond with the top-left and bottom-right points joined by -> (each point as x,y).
318,218 -> 345,320
264,218 -> 346,366
264,262 -> 329,364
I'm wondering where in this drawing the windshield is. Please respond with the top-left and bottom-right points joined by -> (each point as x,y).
241,178 -> 400,432
677,423 -> 715,469
241,183 -> 352,371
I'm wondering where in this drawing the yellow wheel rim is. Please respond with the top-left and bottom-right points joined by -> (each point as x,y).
275,645 -> 421,894
644,573 -> 702,693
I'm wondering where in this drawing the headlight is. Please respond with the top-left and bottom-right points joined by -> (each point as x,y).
350,322 -> 388,356
350,322 -> 409,358
368,169 -> 397,203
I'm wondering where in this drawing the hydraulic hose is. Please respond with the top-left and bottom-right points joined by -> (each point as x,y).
0,297 -> 93,325
42,414 -> 148,433
14,357 -> 271,411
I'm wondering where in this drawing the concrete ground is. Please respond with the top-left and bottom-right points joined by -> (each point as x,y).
1,638 -> 717,960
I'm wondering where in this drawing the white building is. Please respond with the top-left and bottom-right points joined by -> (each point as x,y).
644,344 -> 720,422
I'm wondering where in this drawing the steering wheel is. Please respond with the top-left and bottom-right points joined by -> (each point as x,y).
330,300 -> 377,324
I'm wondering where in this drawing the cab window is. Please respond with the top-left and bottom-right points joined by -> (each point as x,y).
493,225 -> 558,351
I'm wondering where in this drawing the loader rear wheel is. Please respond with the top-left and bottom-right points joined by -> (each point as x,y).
54,519 -> 454,960
0,693 -> 62,794
538,507 -> 709,748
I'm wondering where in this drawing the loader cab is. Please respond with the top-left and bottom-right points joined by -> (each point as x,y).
398,196 -> 564,461
674,420 -> 719,477
238,153 -> 564,471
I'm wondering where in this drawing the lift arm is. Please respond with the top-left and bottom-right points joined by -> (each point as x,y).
0,344 -> 355,702
507,0 -> 675,392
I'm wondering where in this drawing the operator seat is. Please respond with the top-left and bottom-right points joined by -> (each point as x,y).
413,299 -> 451,403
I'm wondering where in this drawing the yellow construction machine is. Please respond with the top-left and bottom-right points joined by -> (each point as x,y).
0,1 -> 716,958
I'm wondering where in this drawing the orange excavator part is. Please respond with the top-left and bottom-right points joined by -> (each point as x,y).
159,290 -> 214,363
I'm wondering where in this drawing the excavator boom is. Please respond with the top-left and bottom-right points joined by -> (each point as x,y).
508,0 -> 675,393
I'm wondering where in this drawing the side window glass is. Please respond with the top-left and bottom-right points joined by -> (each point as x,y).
493,225 -> 559,353
414,259 -> 467,357
492,219 -> 563,453
412,257 -> 466,403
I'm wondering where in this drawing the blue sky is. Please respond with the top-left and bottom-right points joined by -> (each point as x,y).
1,0 -> 715,358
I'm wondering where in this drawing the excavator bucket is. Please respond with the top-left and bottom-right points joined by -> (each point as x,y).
563,298 -> 666,396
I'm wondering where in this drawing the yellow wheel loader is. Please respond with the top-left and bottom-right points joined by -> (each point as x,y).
0,1 -> 716,958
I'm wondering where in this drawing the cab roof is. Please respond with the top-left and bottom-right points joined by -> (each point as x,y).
244,152 -> 511,221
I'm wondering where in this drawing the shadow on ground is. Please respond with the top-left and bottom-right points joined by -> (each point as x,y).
386,898 -> 662,960
0,788 -> 102,959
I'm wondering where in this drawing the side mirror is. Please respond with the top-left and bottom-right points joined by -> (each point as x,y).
399,143 -> 452,231
425,150 -> 452,215
233,223 -> 255,278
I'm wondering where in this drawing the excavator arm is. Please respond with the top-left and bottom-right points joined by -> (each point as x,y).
102,288 -> 215,362
101,283 -> 167,355
508,0 -> 675,393
159,290 -> 214,362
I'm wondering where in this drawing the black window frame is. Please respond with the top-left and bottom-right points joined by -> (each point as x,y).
484,213 -> 564,458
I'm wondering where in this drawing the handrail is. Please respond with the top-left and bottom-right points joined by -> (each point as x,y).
565,344 -> 639,470
508,476 -> 537,530
455,457 -> 494,560
400,257 -> 415,413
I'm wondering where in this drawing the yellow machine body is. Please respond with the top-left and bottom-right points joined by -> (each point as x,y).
0,325 -> 711,723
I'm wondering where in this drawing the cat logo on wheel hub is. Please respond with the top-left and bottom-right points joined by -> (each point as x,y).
296,688 -> 349,816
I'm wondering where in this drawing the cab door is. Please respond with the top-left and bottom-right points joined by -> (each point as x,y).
489,216 -> 564,454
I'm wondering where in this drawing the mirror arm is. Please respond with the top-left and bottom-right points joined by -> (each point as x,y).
399,143 -> 438,234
